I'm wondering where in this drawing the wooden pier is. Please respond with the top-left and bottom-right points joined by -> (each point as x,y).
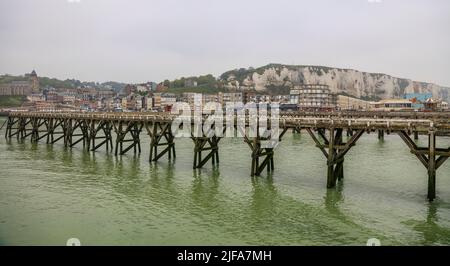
3,111 -> 450,201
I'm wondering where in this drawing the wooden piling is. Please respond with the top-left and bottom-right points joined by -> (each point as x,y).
192,136 -> 220,169
428,130 -> 436,201
146,122 -> 176,162
378,130 -> 384,140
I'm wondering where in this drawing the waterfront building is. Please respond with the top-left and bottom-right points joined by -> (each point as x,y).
243,91 -> 256,104
182,93 -> 199,107
160,93 -> 177,110
370,99 -> 413,111
255,94 -> 272,103
424,98 -> 449,111
403,92 -> 433,110
273,95 -> 290,104
135,95 -> 143,110
290,84 -> 337,110
34,101 -> 56,111
218,92 -> 242,105
337,95 -> 371,110
121,97 -> 127,110
27,93 -> 45,103
152,93 -> 161,109
143,96 -> 153,110
203,94 -> 219,104
97,89 -> 116,100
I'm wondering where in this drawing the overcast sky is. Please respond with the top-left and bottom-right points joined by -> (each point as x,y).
0,0 -> 449,85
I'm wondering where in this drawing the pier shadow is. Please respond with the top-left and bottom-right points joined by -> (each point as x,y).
323,183 -> 364,231
190,167 -> 221,208
324,183 -> 345,215
405,202 -> 450,245
248,174 -> 279,220
148,161 -> 177,191
138,162 -> 183,212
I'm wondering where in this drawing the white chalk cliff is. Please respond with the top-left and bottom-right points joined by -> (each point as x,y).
220,64 -> 449,101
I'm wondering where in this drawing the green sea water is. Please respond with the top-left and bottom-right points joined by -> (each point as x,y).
1,117 -> 450,246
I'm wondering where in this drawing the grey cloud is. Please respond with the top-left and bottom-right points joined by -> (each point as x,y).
0,0 -> 449,86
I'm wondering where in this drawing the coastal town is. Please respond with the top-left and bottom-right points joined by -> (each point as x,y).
0,70 -> 448,113
2,0 -> 450,251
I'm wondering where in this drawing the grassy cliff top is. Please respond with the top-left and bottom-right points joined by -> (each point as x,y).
0,95 -> 27,107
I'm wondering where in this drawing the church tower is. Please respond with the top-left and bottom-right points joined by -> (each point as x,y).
30,70 -> 39,93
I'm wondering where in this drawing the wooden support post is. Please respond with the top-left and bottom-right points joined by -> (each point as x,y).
397,130 -> 450,201
49,118 -> 65,144
428,130 -> 436,201
64,119 -> 89,148
414,131 -> 419,140
307,128 -> 364,189
4,117 -> 18,139
335,129 -> 344,181
34,119 -> 50,143
244,129 -> 277,177
30,118 -> 40,143
4,117 -> 10,138
17,118 -> 23,140
64,119 -> 72,147
347,129 -> 353,137
327,128 -> 336,188
18,117 -> 31,141
192,136 -> 221,169
114,121 -> 143,155
114,121 -> 122,156
46,118 -> 53,144
378,130 -> 384,141
90,120 -> 113,151
146,122 -> 176,162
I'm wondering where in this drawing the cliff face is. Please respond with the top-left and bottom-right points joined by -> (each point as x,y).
220,64 -> 449,101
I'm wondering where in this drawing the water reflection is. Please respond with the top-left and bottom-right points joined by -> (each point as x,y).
148,162 -> 177,192
324,183 -> 344,214
190,168 -> 221,209
249,175 -> 278,220
408,202 -> 450,245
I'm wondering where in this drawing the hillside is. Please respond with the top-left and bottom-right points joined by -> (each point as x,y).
0,74 -> 128,93
0,95 -> 27,107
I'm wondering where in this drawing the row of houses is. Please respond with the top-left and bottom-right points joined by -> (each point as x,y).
14,78 -> 449,112
25,90 -> 286,112
288,84 -> 448,112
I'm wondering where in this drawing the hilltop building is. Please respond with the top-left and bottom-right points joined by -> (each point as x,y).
184,79 -> 197,87
29,70 -> 39,93
0,70 -> 39,96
